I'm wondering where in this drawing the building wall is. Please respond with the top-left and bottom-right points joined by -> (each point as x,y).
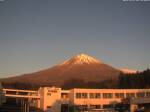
38,87 -> 62,112
38,87 -> 150,112
70,88 -> 150,108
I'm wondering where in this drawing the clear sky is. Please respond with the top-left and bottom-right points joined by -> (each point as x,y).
0,0 -> 150,78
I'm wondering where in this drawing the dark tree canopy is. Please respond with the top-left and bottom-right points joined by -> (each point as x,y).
118,69 -> 150,89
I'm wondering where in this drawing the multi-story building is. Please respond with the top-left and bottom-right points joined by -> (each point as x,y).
38,87 -> 70,112
38,87 -> 150,112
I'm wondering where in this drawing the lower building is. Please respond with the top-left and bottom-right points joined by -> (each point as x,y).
37,87 -> 150,112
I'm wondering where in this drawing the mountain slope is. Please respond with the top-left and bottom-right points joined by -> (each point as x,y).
1,54 -> 120,87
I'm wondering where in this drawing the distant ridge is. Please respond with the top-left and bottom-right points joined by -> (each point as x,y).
1,53 -> 120,87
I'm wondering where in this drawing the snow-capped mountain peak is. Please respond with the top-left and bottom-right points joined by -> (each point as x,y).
60,53 -> 102,65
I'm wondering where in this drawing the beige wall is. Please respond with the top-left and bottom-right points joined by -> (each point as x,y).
38,87 -> 62,112
70,88 -> 150,107
38,87 -> 150,111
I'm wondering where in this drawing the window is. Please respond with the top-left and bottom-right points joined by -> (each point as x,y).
47,93 -> 51,96
81,93 -> 88,98
115,93 -> 125,99
90,105 -> 101,109
95,105 -> 101,109
61,93 -> 68,99
47,106 -> 51,108
103,93 -> 113,99
137,92 -> 145,98
76,93 -> 82,99
89,93 -> 101,99
130,93 -> 135,98
103,104 -> 111,108
146,92 -> 150,97
126,93 -> 135,98
95,93 -> 101,98
76,93 -> 88,99
89,93 -> 94,98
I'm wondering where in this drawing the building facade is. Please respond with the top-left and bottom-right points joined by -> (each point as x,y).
37,87 -> 150,112
38,87 -> 70,112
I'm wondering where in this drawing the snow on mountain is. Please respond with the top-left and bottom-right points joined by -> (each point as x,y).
120,68 -> 137,74
59,53 -> 102,65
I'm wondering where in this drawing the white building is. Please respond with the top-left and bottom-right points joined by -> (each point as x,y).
37,87 -> 150,112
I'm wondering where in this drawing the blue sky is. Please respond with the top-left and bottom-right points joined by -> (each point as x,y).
0,0 -> 150,77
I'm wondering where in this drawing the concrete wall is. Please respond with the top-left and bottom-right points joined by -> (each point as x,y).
38,87 -> 62,112
38,87 -> 150,112
69,88 -> 150,108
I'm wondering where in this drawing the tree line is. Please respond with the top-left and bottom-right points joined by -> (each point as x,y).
118,69 -> 150,89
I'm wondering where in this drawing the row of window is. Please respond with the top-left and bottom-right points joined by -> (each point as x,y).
75,105 -> 102,109
75,92 -> 150,99
75,104 -> 113,109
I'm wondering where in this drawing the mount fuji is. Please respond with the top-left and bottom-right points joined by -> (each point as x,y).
2,54 -> 121,87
